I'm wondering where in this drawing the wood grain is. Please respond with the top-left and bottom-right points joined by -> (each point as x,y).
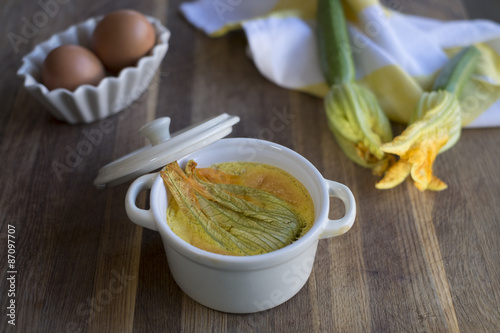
1,0 -> 500,332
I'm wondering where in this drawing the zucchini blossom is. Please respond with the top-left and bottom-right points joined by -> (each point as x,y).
376,46 -> 480,191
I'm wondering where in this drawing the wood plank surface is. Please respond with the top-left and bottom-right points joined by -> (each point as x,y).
1,0 -> 499,332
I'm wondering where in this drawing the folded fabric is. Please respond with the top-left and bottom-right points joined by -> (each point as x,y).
180,0 -> 500,128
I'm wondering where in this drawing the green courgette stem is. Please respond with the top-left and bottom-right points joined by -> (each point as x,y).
432,45 -> 480,98
317,0 -> 356,85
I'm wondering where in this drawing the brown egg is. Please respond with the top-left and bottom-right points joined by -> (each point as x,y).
42,45 -> 106,91
92,9 -> 156,73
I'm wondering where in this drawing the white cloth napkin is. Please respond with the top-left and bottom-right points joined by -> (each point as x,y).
180,0 -> 500,128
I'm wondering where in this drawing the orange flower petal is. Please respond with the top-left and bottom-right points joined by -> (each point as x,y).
375,159 -> 412,189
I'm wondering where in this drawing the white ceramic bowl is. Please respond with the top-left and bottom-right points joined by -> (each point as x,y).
125,138 -> 356,313
17,15 -> 170,124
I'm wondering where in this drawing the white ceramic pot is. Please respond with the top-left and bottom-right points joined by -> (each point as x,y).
125,138 -> 356,313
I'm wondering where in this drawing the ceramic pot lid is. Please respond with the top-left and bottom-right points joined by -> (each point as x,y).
94,113 -> 240,188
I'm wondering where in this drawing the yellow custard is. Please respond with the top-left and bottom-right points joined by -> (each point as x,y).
163,161 -> 315,256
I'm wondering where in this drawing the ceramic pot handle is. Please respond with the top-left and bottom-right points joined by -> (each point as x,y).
320,180 -> 356,239
125,173 -> 158,231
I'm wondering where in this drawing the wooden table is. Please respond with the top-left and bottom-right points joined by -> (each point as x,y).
1,0 -> 499,332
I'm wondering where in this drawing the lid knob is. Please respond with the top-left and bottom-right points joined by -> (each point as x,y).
139,117 -> 171,146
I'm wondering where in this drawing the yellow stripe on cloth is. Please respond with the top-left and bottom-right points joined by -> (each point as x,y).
359,65 -> 423,124
271,0 -> 317,20
209,0 -> 317,37
298,82 -> 330,98
343,0 -> 379,13
209,22 -> 245,37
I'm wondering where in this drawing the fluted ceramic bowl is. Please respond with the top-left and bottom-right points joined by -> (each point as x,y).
125,138 -> 356,313
17,15 -> 170,124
